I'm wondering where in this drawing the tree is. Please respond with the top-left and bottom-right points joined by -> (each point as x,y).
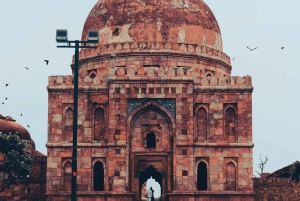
290,161 -> 300,183
0,132 -> 32,192
255,153 -> 269,176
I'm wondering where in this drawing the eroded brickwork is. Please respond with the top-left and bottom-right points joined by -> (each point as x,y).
46,61 -> 254,201
46,0 -> 254,200
254,178 -> 300,201
0,155 -> 47,201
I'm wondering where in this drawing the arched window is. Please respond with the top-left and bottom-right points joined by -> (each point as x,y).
197,162 -> 208,190
225,108 -> 236,139
226,162 -> 236,191
197,108 -> 207,140
94,108 -> 105,140
94,161 -> 104,191
146,132 -> 156,148
63,162 -> 72,191
64,108 -> 73,140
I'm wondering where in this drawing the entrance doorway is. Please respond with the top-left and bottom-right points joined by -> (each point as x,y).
139,165 -> 162,200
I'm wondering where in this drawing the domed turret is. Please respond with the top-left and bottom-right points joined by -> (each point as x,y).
0,114 -> 35,155
0,114 -> 31,140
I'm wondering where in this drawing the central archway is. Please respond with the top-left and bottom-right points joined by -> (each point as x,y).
139,165 -> 162,200
127,102 -> 175,201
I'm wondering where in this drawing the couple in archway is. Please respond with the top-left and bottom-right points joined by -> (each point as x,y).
146,187 -> 155,201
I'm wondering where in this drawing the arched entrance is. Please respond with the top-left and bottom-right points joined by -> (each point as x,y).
139,165 -> 162,200
127,102 -> 175,201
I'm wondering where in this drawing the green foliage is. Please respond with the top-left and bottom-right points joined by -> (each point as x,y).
290,161 -> 300,183
0,132 -> 32,192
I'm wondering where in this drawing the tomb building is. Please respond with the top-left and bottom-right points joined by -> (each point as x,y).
46,0 -> 254,200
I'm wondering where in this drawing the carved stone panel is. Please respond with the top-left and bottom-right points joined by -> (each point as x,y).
134,154 -> 168,178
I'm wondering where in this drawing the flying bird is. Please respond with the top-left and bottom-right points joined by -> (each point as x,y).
247,46 -> 257,51
27,125 -> 30,128
44,60 -> 49,65
281,47 -> 284,50
20,114 -> 22,116
5,84 -> 8,87
24,67 -> 29,70
2,102 -> 4,105
233,57 -> 235,60
5,97 -> 7,100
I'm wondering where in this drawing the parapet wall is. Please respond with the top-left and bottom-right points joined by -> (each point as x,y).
48,75 -> 252,88
254,178 -> 300,201
76,42 -> 231,66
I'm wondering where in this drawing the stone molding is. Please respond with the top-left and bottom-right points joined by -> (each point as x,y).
177,142 -> 254,148
46,192 -> 134,196
108,77 -> 194,82
194,86 -> 254,93
76,42 -> 231,66
168,191 -> 254,195
46,142 -> 125,148
48,75 -> 252,88
47,85 -> 253,93
46,142 -> 254,148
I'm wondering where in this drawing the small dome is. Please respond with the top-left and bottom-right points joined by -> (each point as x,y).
0,114 -> 31,140
82,0 -> 222,50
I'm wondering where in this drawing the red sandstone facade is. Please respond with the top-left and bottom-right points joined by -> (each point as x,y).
46,0 -> 254,200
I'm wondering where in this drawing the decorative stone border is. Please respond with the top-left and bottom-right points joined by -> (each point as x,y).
76,42 -> 231,65
48,75 -> 252,87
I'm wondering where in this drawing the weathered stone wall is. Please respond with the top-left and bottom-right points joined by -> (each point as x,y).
254,178 -> 300,201
174,147 -> 253,192
0,155 -> 47,201
46,1 -> 253,200
46,65 -> 253,200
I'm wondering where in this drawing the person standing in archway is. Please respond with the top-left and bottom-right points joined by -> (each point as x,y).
146,187 -> 153,201
150,186 -> 155,201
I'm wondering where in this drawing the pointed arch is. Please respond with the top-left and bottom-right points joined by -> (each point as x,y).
197,107 -> 207,140
63,162 -> 72,191
127,101 -> 175,131
94,107 -> 105,140
225,106 -> 237,141
126,101 -> 175,192
127,101 -> 175,150
64,107 -> 73,141
226,162 -> 236,191
197,161 -> 208,190
94,161 -> 104,191
139,165 -> 162,200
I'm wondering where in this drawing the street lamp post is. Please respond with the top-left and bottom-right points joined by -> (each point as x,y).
56,29 -> 98,201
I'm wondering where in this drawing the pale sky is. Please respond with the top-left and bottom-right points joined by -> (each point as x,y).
0,0 -> 300,179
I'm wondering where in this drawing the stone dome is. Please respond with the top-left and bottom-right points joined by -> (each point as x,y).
0,114 -> 31,140
82,0 -> 223,50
